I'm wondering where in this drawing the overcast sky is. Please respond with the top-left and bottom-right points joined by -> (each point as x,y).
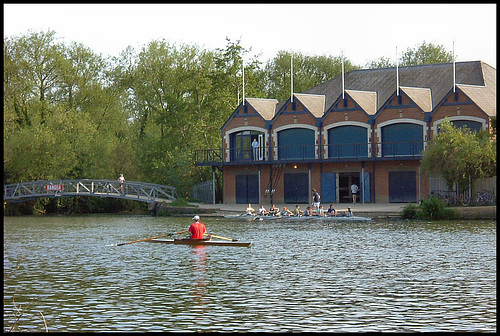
4,3 -> 497,67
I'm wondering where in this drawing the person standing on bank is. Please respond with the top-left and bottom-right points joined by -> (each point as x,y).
351,183 -> 359,203
312,188 -> 321,212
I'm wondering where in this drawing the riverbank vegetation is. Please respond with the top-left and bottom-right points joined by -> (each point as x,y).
4,30 -> 490,215
402,198 -> 496,220
402,197 -> 456,220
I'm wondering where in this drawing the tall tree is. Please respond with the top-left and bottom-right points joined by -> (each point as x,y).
4,30 -> 134,183
421,119 -> 496,193
264,51 -> 357,101
367,41 -> 454,69
401,41 -> 453,66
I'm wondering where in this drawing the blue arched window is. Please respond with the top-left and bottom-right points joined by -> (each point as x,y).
381,123 -> 423,157
278,128 -> 315,160
327,125 -> 368,159
451,120 -> 482,132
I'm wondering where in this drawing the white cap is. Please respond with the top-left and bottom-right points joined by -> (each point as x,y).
192,215 -> 200,221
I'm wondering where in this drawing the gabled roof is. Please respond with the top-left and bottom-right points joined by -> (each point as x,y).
245,98 -> 278,120
399,86 -> 432,112
304,61 -> 496,116
456,62 -> 496,117
345,90 -> 377,115
221,98 -> 278,130
294,93 -> 325,117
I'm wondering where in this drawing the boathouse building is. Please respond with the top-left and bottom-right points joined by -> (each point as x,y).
195,61 -> 496,205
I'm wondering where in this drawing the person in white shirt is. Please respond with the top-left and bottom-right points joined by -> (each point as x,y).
118,174 -> 125,194
351,184 -> 359,203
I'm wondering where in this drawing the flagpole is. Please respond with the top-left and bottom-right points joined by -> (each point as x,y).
291,54 -> 294,103
242,60 -> 245,105
341,50 -> 345,100
396,46 -> 399,96
452,40 -> 456,93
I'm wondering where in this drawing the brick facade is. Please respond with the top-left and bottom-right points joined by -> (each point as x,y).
200,61 -> 495,205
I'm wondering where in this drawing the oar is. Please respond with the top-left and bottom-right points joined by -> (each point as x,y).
206,233 -> 240,242
111,230 -> 188,246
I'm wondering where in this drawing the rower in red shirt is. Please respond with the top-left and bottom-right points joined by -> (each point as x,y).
189,215 -> 207,239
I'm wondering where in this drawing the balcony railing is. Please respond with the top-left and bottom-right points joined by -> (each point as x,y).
194,141 -> 427,165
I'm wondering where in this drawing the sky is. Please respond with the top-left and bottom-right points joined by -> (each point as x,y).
3,3 -> 497,67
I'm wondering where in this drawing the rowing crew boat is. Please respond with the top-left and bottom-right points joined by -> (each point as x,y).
225,214 -> 371,221
224,214 -> 262,219
262,215 -> 372,221
148,238 -> 252,247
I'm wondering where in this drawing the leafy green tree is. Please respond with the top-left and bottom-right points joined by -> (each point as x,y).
113,40 -> 214,195
367,41 -> 453,69
401,41 -> 453,66
4,30 -> 135,183
112,38 -> 266,196
421,119 -> 496,193
366,56 -> 395,69
264,51 -> 357,101
211,38 -> 266,111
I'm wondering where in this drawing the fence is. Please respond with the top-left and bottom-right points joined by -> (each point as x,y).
192,180 -> 214,204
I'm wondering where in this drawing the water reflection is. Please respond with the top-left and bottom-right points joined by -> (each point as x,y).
3,215 -> 496,332
191,246 -> 208,312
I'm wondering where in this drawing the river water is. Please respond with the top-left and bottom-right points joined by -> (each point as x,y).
3,215 -> 496,332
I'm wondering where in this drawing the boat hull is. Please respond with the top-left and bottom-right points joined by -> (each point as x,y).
311,216 -> 372,221
255,215 -> 372,221
149,238 -> 251,247
223,214 -> 257,219
225,214 -> 372,222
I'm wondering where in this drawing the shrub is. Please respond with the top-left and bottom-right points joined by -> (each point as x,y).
402,203 -> 420,219
420,196 -> 456,220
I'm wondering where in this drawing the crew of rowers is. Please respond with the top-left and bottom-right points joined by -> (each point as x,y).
246,204 -> 353,217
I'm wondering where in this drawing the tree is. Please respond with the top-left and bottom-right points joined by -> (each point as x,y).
111,38 -> 267,197
4,30 -> 135,183
401,41 -> 453,66
365,56 -> 394,69
367,41 -> 453,69
421,119 -> 496,193
264,51 -> 358,101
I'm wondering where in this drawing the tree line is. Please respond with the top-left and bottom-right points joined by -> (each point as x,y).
4,30 -> 460,213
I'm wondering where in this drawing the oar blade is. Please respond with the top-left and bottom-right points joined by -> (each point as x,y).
109,231 -> 188,247
208,234 -> 240,242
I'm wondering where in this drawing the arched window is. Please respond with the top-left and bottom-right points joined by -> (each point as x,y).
381,123 -> 424,157
328,125 -> 368,159
278,128 -> 315,160
451,120 -> 482,132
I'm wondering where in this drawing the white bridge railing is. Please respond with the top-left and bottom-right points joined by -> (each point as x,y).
4,179 -> 176,204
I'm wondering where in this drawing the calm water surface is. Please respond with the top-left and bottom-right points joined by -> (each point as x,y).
4,215 -> 496,332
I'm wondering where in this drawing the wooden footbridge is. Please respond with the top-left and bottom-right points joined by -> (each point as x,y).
3,179 -> 176,204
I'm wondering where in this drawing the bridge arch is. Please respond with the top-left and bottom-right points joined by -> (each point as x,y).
4,179 -> 177,204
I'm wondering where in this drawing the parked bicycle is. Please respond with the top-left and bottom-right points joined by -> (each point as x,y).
430,190 -> 452,206
430,190 -> 496,207
473,191 -> 496,206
